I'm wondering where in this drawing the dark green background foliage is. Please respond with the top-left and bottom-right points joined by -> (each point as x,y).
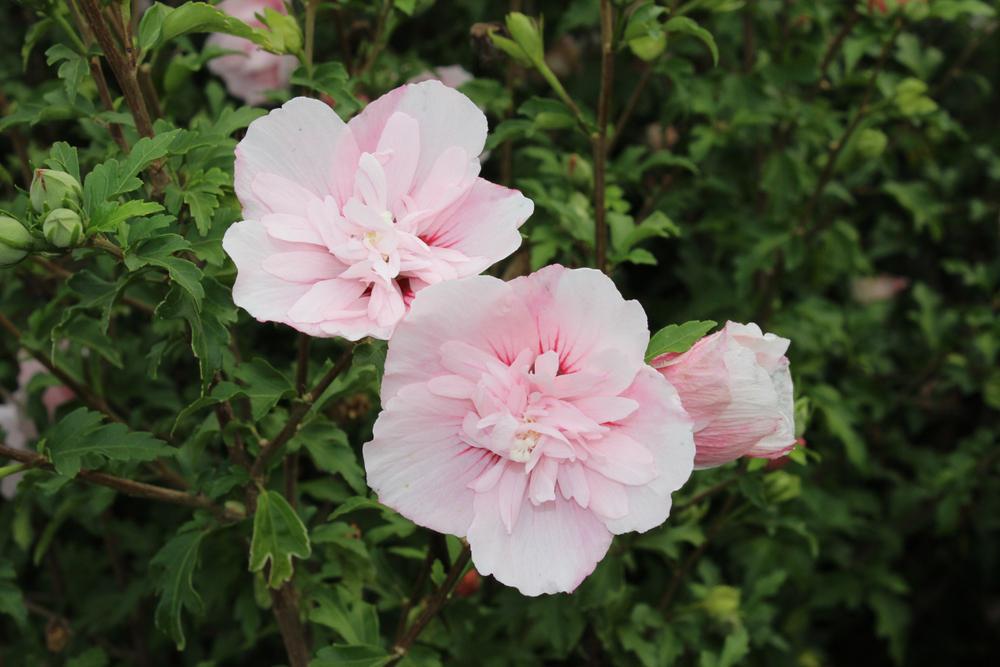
1,1 -> 998,665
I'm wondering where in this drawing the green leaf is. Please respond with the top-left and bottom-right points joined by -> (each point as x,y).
46,408 -> 175,478
88,200 -> 164,234
250,490 -> 311,588
155,2 -> 275,52
664,17 -> 719,66
138,2 -> 170,53
151,526 -> 207,650
234,358 -> 295,421
308,587 -> 381,645
154,280 -> 235,387
297,420 -> 367,494
327,497 -> 387,522
645,320 -> 717,361
117,131 -> 181,191
310,645 -> 393,667
45,142 -> 81,183
0,562 -> 26,627
126,234 -> 204,307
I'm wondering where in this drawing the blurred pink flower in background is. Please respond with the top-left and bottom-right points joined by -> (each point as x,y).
652,322 -> 796,468
1,355 -> 74,498
223,81 -> 533,340
851,275 -> 909,304
407,65 -> 474,89
206,0 -> 297,105
364,266 -> 694,595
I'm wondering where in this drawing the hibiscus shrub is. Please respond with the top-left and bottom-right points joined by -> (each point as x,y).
1,1 -> 998,666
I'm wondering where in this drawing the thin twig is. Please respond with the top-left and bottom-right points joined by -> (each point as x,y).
295,335 -> 311,395
393,539 -> 439,644
0,312 -> 123,422
356,0 -> 393,77
89,58 -> 130,152
607,60 -> 653,155
657,492 -> 738,614
304,0 -> 320,71
798,19 -> 902,239
593,0 -> 615,274
0,443 -> 243,521
673,467 -> 747,513
818,7 -> 859,83
250,345 -> 356,479
391,544 -> 472,662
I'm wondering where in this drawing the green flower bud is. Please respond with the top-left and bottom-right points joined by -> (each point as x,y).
0,215 -> 33,267
29,169 -> 82,214
856,128 -> 888,159
42,208 -> 84,248
505,12 -> 545,64
700,585 -> 741,623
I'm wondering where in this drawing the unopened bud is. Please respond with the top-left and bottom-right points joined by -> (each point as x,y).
43,208 -> 84,248
455,568 -> 481,597
0,215 -> 33,266
30,169 -> 82,214
701,585 -> 741,623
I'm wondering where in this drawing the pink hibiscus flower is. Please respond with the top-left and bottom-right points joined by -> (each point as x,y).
407,65 -> 474,89
206,0 -> 298,106
363,266 -> 695,595
2,355 -> 74,498
223,81 -> 533,340
651,322 -> 796,468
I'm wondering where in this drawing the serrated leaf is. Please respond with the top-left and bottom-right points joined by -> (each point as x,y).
308,587 -> 381,645
46,408 -> 175,477
298,421 -> 367,495
45,141 -> 81,183
645,320 -> 717,361
234,358 -> 295,421
327,497 -> 387,522
151,526 -> 207,650
88,199 -> 165,234
249,490 -> 311,587
126,234 -> 204,307
310,645 -> 393,667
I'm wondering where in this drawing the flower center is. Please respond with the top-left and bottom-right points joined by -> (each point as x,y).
510,429 -> 540,463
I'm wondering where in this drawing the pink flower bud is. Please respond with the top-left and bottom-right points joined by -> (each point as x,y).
652,322 -> 796,468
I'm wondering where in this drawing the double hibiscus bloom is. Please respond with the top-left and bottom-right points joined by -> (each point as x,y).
224,81 -> 796,596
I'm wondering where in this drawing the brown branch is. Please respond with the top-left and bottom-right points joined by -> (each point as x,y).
356,0 -> 393,77
89,58 -> 130,152
0,443 -> 243,521
0,93 -> 33,186
393,538 -> 439,644
798,19 -> 902,240
77,0 -> 168,193
250,345 -> 356,479
657,492 -> 738,614
672,467 -> 747,513
269,583 -> 311,667
818,7 -> 860,84
391,544 -> 472,662
0,312 -> 124,422
607,60 -> 652,155
295,334 -> 311,395
593,0 -> 615,274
